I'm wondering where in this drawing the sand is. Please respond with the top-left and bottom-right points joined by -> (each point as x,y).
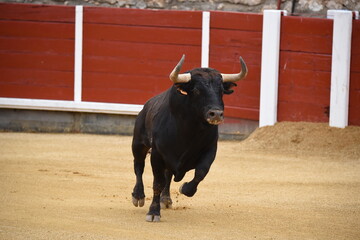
0,122 -> 359,240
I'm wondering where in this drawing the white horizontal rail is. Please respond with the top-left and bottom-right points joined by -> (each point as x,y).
0,98 -> 143,115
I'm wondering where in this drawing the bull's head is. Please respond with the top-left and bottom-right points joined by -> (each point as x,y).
169,54 -> 248,125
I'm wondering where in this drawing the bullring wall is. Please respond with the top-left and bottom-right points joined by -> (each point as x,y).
0,3 -> 359,129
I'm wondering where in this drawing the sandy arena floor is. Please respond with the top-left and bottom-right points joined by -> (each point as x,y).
0,122 -> 359,240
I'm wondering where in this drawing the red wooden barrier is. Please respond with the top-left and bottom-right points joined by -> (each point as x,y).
82,7 -> 202,105
0,3 -> 358,126
209,11 -> 262,120
278,16 -> 333,122
349,19 -> 360,126
0,3 -> 75,100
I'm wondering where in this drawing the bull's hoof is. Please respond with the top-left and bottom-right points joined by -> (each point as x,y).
160,196 -> 173,209
132,196 -> 145,207
146,214 -> 161,222
179,182 -> 186,195
179,182 -> 196,197
132,185 -> 145,207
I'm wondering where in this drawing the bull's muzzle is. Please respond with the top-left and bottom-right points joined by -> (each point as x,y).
206,109 -> 224,125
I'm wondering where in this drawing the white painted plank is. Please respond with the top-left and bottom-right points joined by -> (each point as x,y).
201,11 -> 210,68
74,5 -> 83,103
354,11 -> 359,20
328,10 -> 353,128
259,10 -> 283,128
0,98 -> 143,115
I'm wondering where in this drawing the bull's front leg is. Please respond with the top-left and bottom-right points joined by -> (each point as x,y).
131,142 -> 149,207
179,167 -> 208,197
146,149 -> 165,222
179,145 -> 217,197
160,169 -> 173,209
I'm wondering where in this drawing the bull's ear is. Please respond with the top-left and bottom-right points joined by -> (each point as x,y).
223,82 -> 237,95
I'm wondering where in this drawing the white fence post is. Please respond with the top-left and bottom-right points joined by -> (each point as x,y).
327,10 -> 353,128
259,10 -> 285,128
74,5 -> 83,103
201,11 -> 210,68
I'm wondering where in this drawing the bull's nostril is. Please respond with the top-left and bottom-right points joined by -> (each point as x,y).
206,109 -> 224,125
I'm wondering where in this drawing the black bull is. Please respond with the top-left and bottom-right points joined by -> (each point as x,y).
131,55 -> 248,222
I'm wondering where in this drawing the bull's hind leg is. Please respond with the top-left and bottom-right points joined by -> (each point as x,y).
146,149 -> 165,222
131,141 -> 149,207
160,169 -> 173,209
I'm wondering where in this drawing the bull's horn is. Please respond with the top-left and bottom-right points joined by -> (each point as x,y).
221,57 -> 248,82
169,54 -> 191,84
